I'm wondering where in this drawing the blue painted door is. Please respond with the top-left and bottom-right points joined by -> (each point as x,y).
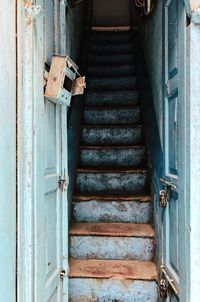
162,0 -> 188,301
35,1 -> 68,301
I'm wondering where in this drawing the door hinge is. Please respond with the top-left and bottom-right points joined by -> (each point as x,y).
159,265 -> 179,299
24,4 -> 42,19
159,177 -> 177,208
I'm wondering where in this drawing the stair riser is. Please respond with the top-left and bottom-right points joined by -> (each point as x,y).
89,42 -> 134,54
89,33 -> 137,44
87,64 -> 136,76
69,279 -> 158,302
83,108 -> 140,125
73,200 -> 152,223
76,172 -> 148,194
85,91 -> 138,106
88,54 -> 135,65
87,77 -> 137,90
80,148 -> 145,168
70,236 -> 154,261
81,127 -> 143,145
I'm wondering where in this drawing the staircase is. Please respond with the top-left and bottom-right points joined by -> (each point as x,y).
69,30 -> 158,302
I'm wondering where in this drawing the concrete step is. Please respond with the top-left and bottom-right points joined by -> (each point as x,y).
85,90 -> 139,106
76,168 -> 148,194
88,53 -> 135,65
89,42 -> 134,54
87,64 -> 136,76
83,106 -> 140,125
81,125 -> 143,146
69,222 -> 154,260
69,259 -> 158,302
79,145 -> 146,168
72,194 -> 152,223
89,30 -> 137,44
87,76 -> 137,90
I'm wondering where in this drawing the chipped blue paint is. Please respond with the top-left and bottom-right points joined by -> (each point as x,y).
80,146 -> 145,168
69,279 -> 158,302
70,236 -> 154,260
82,125 -> 143,145
76,171 -> 148,194
73,199 -> 152,223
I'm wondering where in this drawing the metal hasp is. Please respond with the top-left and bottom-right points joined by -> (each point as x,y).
159,178 -> 177,208
45,55 -> 86,106
159,265 -> 179,299
59,169 -> 69,192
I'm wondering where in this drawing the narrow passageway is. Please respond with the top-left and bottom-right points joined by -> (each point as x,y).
68,29 -> 158,301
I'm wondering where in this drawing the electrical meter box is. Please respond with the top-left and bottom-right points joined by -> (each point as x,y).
45,54 -> 86,106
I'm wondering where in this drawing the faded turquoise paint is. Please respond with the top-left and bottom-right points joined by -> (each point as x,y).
136,0 -> 195,300
0,1 -> 16,301
163,1 -> 189,301
69,279 -> 158,302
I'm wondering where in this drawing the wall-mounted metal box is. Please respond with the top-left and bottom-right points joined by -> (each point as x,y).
45,55 -> 85,106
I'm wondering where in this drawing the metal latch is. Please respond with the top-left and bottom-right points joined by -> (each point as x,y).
58,169 -> 68,192
60,269 -> 66,280
159,177 -> 176,208
159,265 -> 179,298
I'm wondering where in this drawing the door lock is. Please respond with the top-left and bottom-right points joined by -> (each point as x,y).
159,190 -> 168,208
159,177 -> 176,208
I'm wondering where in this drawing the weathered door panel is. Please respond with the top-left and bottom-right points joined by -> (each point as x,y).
163,0 -> 188,301
35,1 -> 68,301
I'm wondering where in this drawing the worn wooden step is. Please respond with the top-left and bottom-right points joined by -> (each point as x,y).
69,222 -> 154,260
73,194 -> 152,223
79,145 -> 145,168
76,168 -> 148,195
81,125 -> 143,146
87,64 -> 136,76
69,259 -> 158,301
83,106 -> 140,125
70,222 -> 154,237
85,90 -> 139,106
69,259 -> 157,280
87,75 -> 137,90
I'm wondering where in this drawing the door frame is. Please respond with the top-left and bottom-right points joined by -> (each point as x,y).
0,1 -> 17,301
17,1 -> 68,301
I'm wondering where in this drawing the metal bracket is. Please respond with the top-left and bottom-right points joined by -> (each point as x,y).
58,170 -> 69,192
24,5 -> 42,19
159,265 -> 179,298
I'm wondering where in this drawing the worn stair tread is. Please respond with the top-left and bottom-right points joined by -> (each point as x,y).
73,193 -> 151,202
69,222 -> 154,238
84,105 -> 140,110
82,124 -> 142,129
80,145 -> 145,149
69,259 -> 157,280
77,167 -> 147,173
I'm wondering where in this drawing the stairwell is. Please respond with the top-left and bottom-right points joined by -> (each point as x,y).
69,29 -> 158,302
